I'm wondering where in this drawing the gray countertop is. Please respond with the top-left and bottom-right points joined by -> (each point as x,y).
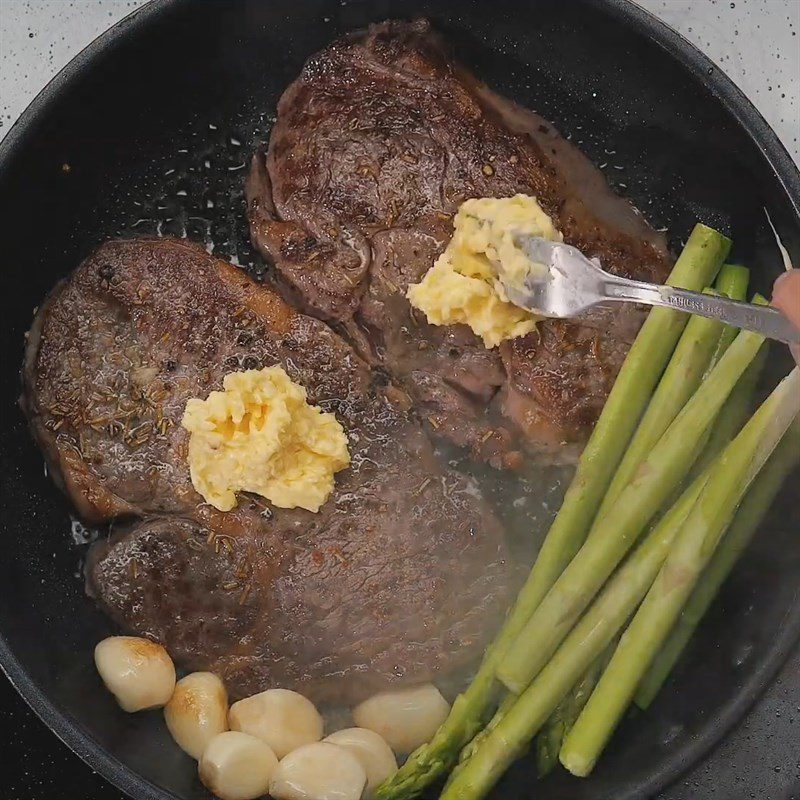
0,2 -> 799,800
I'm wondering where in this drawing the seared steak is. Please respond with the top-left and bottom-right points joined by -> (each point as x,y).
23,237 -> 511,703
247,19 -> 672,462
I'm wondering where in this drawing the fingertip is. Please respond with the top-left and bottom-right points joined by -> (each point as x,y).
772,269 -> 800,328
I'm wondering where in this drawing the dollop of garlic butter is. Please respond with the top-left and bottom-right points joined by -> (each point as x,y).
182,367 -> 350,513
407,195 -> 562,348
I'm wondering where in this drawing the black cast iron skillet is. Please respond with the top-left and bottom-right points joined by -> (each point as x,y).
0,1 -> 798,798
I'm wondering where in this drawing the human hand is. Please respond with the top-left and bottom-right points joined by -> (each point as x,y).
772,269 -> 800,363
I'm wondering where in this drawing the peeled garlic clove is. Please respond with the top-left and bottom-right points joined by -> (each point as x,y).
164,672 -> 229,759
269,742 -> 366,800
94,636 -> 175,712
323,728 -> 397,797
199,731 -> 278,800
352,684 -> 450,755
229,688 -> 323,759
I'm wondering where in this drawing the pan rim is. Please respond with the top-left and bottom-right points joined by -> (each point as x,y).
0,1 -> 798,799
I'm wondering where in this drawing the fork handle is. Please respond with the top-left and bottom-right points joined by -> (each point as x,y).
604,279 -> 800,345
605,277 -> 800,344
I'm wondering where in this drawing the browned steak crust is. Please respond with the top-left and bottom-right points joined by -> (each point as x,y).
23,237 -> 511,703
247,19 -> 672,463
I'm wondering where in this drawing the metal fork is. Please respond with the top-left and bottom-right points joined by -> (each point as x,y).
500,237 -> 799,345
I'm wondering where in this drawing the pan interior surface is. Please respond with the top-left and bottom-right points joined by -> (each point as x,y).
0,1 -> 798,799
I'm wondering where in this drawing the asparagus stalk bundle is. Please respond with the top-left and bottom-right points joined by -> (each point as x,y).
375,224 -> 730,800
533,262 -> 749,768
498,318 -> 767,694
442,368 -> 799,798
634,418 -> 800,709
381,231 -> 791,798
560,368 -> 800,776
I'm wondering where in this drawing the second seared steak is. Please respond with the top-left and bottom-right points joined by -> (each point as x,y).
247,19 -> 672,463
22,237 -> 511,704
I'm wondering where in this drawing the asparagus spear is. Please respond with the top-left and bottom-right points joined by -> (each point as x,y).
457,694 -> 516,765
594,298 -> 725,523
535,638 -> 617,776
705,264 -> 750,367
498,316 -> 766,694
374,224 -> 730,800
560,368 -> 800,777
534,262 -> 749,767
634,418 -> 800,709
689,346 -> 766,479
441,465 -> 713,800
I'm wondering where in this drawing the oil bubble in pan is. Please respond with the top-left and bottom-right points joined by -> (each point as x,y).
110,108 -> 277,278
